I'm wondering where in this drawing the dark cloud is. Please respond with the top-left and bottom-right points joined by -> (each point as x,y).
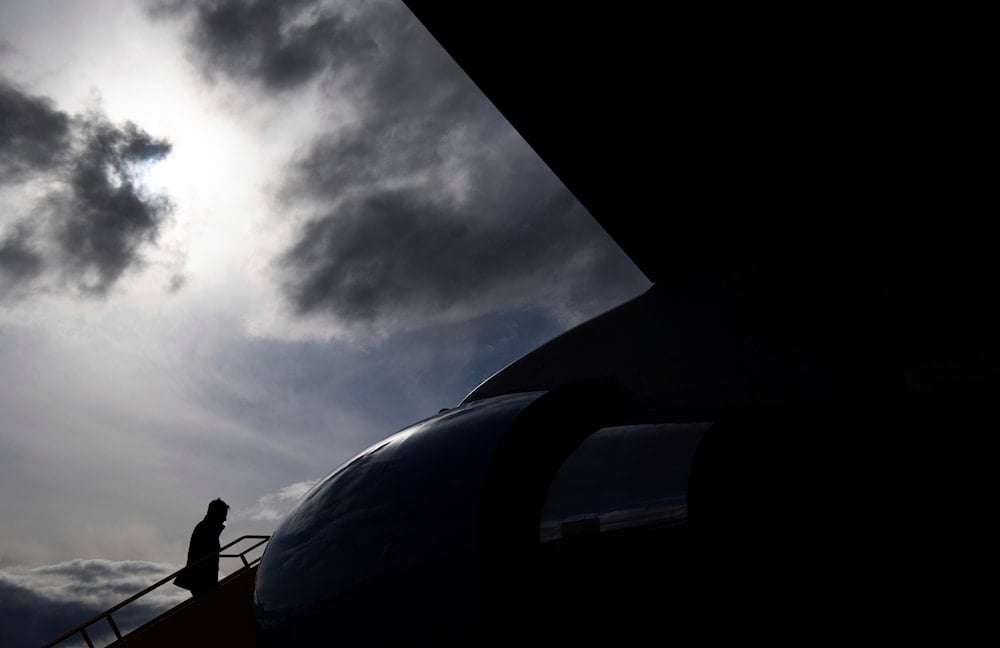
0,78 -> 71,182
272,1 -> 509,208
0,78 -> 173,299
0,559 -> 183,648
154,0 -> 646,330
150,0 -> 377,92
280,154 -> 615,325
29,559 -> 178,599
51,117 -> 173,295
0,579 -> 99,648
0,224 -> 43,290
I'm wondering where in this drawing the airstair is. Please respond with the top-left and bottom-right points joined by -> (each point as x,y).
41,535 -> 269,648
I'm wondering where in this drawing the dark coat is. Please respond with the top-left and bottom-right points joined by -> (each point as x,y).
174,517 -> 225,595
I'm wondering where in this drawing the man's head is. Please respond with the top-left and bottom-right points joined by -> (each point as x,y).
207,498 -> 229,522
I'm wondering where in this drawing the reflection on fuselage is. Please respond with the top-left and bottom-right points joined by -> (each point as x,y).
253,391 -> 546,644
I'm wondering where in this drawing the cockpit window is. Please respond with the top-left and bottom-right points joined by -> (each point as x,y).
540,422 -> 711,542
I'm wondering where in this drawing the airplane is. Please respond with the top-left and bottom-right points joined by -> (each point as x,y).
251,3 -> 993,646
43,4 -> 989,646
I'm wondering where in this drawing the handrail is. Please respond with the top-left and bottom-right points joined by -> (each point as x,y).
41,534 -> 270,648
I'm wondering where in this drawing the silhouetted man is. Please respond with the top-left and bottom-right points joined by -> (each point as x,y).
174,498 -> 228,597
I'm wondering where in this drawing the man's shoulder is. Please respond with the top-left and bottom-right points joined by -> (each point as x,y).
192,518 -> 222,540
191,518 -> 212,536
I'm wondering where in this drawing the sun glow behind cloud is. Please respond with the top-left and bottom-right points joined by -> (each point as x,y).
1,0 -> 648,590
0,1 -> 305,304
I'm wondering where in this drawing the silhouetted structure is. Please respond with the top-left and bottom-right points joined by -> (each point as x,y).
174,499 -> 229,597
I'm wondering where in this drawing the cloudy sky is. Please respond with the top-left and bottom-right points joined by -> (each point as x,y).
0,1 -> 647,644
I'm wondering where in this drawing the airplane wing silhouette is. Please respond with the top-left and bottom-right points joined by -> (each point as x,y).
401,1 -> 997,393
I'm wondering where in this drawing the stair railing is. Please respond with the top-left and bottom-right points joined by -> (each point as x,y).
41,534 -> 270,648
